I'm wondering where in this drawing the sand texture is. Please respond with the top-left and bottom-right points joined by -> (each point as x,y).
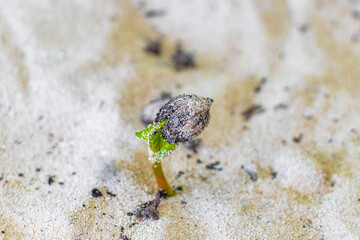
1,0 -> 360,239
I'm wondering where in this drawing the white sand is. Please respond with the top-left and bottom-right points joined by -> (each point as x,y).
1,0 -> 360,239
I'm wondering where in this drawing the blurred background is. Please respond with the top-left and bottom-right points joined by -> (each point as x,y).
1,0 -> 360,239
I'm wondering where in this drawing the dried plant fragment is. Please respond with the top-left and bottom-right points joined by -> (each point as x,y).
131,190 -> 167,221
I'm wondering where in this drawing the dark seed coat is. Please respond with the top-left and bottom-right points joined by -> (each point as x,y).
155,94 -> 213,143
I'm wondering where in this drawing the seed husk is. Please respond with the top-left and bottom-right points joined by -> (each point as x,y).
155,94 -> 213,143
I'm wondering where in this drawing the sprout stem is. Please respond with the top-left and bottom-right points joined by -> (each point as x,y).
152,161 -> 175,196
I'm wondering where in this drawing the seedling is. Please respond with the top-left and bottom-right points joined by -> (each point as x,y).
136,94 -> 213,196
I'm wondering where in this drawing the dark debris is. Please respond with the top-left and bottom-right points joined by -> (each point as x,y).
106,191 -> 117,197
130,190 -> 167,221
176,171 -> 185,179
241,165 -> 257,182
293,133 -> 303,143
145,9 -> 165,18
144,39 -> 162,55
205,161 -> 222,171
254,77 -> 267,93
242,104 -> 265,121
91,188 -> 103,198
48,175 -> 56,185
171,44 -> 195,71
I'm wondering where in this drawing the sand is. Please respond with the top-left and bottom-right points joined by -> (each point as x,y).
1,0 -> 360,239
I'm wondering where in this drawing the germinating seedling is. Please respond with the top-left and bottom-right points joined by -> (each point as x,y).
136,94 -> 213,196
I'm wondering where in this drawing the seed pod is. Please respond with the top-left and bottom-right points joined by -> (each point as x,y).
154,94 -> 213,143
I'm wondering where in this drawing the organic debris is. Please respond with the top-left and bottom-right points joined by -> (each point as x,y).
130,190 -> 167,221
171,44 -> 195,71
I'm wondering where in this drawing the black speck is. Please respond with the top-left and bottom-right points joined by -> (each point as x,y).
127,212 -> 134,216
1,231 -> 4,234
272,171 -> 278,179
206,161 -> 222,171
103,213 -> 106,216
196,159 -> 202,164
58,182 -> 64,185
145,9 -> 165,18
186,154 -> 192,158
91,188 -> 103,198
175,186 -> 183,191
72,172 -> 76,175
18,173 -> 24,177
106,191 -> 117,197
48,175 -> 56,185
82,204 -> 86,207
293,133 -> 303,143
181,200 -> 187,205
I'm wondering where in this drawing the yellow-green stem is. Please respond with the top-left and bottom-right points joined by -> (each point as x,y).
152,161 -> 175,196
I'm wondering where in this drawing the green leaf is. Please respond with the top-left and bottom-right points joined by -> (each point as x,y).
149,131 -> 178,160
136,120 -> 177,160
135,123 -> 156,141
135,120 -> 167,141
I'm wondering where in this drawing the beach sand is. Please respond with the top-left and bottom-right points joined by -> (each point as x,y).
1,0 -> 360,239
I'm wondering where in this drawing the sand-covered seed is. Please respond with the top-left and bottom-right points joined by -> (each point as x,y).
155,94 -> 213,143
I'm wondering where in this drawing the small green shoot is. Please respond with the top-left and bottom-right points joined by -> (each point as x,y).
135,120 -> 177,196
